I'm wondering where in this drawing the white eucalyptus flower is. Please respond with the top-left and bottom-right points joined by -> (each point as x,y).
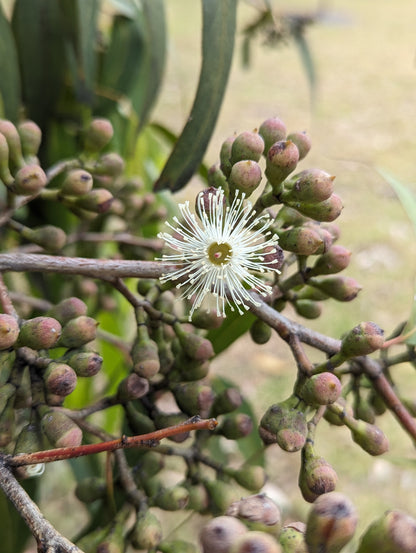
158,188 -> 281,320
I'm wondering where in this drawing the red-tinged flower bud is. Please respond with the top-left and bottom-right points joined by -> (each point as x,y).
300,373 -> 342,406
154,485 -> 190,510
299,441 -> 338,502
277,227 -> 323,256
340,321 -> 384,357
227,494 -> 282,536
304,224 -> 333,255
64,350 -> 102,377
129,510 -> 162,550
58,316 -> 98,348
207,163 -> 228,189
174,324 -> 214,361
0,314 -> 19,350
191,308 -> 224,330
310,245 -> 352,276
48,297 -> 88,325
283,169 -> 335,203
17,316 -> 62,349
279,523 -> 308,553
24,225 -> 67,252
74,188 -> 114,213
231,465 -> 267,492
94,152 -> 125,177
220,135 -> 236,177
230,131 -> 265,164
84,118 -> 114,153
124,402 -> 155,435
61,169 -> 93,196
0,120 -> 24,168
218,412 -> 253,440
230,531 -> 282,553
348,419 -> 389,456
200,515 -> 247,553
229,160 -> 262,196
265,140 -> 299,187
172,381 -> 215,418
116,373 -> 149,402
132,336 -> 160,378
75,476 -> 107,503
262,244 -> 285,271
293,299 -> 322,320
173,351 -> 211,381
259,401 -> 307,452
43,361 -> 77,396
305,492 -> 358,553
17,120 -> 42,159
286,193 -> 343,223
259,117 -> 287,153
210,388 -> 243,417
196,186 -> 226,220
308,275 -> 362,302
250,318 -> 272,344
356,510 -> 416,553
286,131 -> 311,160
40,408 -> 82,448
13,164 -> 47,195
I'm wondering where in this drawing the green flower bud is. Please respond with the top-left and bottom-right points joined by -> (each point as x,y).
276,227 -> 323,256
356,510 -> 416,553
293,299 -> 322,320
279,523 -> 308,553
124,402 -> 155,434
154,485 -> 189,510
354,395 -> 376,424
300,373 -> 342,406
191,308 -> 224,330
185,482 -> 210,513
0,314 -> 19,350
348,419 -> 389,456
17,316 -> 62,349
0,133 -> 13,186
259,400 -> 307,451
259,117 -> 287,153
265,140 -> 299,187
61,169 -> 93,196
39,407 -> 82,448
200,515 -> 247,553
94,152 -> 124,177
159,540 -> 198,553
23,225 -> 67,252
368,390 -> 387,416
286,131 -> 311,160
13,422 -> 45,479
75,476 -> 107,503
74,188 -> 114,213
0,120 -> 24,168
229,159 -> 262,196
227,494 -> 281,536
154,411 -> 189,443
13,164 -> 47,195
230,531 -> 282,553
204,480 -> 241,514
0,350 -> 15,386
285,194 -> 343,222
83,118 -> 114,153
250,318 -> 272,344
129,509 -> 162,550
64,350 -> 102,377
323,398 -> 353,426
172,381 -> 215,417
308,275 -> 362,302
116,373 -> 149,402
17,120 -> 42,159
220,135 -> 236,177
172,351 -> 211,381
174,324 -> 214,361
282,169 -> 335,203
296,286 -> 328,301
132,335 -> 160,378
299,441 -> 338,502
305,492 -> 358,553
43,361 -> 77,396
58,316 -> 98,348
135,451 -> 164,481
208,163 -> 228,189
231,465 -> 267,492
230,131 -> 265,164
340,321 -> 385,357
210,388 -> 243,417
218,412 -> 253,440
310,245 -> 352,276
275,205 -> 308,227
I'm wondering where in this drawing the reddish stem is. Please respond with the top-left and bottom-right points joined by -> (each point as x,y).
8,417 -> 218,467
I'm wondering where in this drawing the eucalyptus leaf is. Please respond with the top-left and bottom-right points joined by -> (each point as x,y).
207,309 -> 256,355
0,3 -> 20,121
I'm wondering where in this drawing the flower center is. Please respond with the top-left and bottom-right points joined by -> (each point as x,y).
207,242 -> 232,266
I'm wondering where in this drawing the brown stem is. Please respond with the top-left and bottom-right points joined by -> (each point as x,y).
66,232 -> 164,252
8,417 -> 218,467
0,457 -> 82,552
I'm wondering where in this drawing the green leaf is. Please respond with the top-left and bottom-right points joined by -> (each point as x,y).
292,28 -> 316,104
154,0 -> 237,192
207,309 -> 256,355
0,4 -> 20,121
378,168 -> 416,345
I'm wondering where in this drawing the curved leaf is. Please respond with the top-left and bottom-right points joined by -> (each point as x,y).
154,0 -> 237,192
0,4 -> 20,121
207,309 -> 256,355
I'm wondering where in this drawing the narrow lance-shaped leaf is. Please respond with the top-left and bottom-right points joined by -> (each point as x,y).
0,4 -> 20,121
154,0 -> 237,192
